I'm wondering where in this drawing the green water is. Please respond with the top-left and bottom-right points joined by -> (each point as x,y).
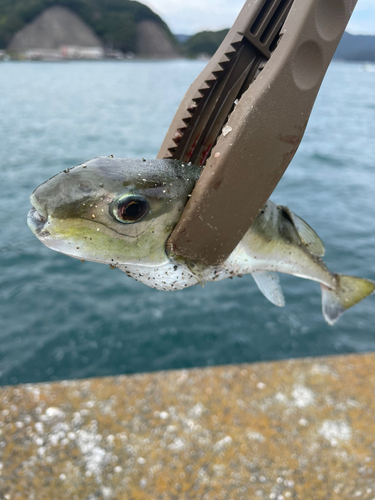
0,60 -> 374,386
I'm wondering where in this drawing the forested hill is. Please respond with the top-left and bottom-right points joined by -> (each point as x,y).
184,29 -> 229,58
334,32 -> 375,62
183,29 -> 375,62
0,0 -> 176,52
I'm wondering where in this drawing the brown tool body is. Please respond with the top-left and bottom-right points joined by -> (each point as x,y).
159,0 -> 358,266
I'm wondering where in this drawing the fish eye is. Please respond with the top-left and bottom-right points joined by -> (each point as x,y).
111,195 -> 149,223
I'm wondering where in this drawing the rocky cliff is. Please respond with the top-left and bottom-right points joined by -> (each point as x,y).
136,20 -> 179,58
1,0 -> 179,58
8,6 -> 103,52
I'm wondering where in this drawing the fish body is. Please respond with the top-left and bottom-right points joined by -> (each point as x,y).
28,157 -> 374,324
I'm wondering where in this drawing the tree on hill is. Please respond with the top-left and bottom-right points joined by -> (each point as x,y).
183,29 -> 229,57
0,0 -> 176,53
334,31 -> 375,62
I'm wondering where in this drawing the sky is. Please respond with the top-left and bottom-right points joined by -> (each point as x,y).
142,0 -> 375,36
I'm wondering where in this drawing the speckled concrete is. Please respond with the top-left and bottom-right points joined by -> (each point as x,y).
1,353 -> 375,499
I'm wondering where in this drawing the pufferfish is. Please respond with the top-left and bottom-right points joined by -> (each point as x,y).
27,157 -> 375,325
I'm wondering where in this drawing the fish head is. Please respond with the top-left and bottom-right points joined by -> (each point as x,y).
27,157 -> 200,267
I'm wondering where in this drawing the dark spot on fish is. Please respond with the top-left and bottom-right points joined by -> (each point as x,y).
79,181 -> 93,192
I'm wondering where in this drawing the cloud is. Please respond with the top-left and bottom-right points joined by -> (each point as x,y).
348,7 -> 375,34
142,0 -> 246,34
143,0 -> 375,35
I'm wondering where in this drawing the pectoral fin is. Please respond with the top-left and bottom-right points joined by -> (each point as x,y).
252,271 -> 285,307
185,259 -> 209,287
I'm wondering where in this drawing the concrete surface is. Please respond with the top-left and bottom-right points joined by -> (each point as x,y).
1,353 -> 375,499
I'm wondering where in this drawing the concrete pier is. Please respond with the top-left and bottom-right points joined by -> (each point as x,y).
1,353 -> 375,499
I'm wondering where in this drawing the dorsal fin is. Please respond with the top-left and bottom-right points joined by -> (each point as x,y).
252,271 -> 285,307
281,207 -> 325,257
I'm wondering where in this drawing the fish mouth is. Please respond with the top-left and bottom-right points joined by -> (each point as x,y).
27,207 -> 51,237
27,196 -> 50,237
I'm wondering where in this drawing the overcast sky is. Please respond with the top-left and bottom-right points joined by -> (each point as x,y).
142,0 -> 375,36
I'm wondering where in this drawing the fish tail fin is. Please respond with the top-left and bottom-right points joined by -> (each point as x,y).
321,274 -> 375,325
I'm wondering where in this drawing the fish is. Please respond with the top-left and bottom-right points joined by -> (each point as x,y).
27,156 -> 375,325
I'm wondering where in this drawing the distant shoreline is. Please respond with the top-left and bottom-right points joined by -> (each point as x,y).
1,58 -> 374,65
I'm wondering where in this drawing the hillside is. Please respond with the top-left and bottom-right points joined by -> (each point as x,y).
182,28 -> 375,62
0,0 -> 178,54
184,29 -> 229,57
334,31 -> 375,62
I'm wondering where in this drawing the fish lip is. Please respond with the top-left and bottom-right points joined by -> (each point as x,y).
30,206 -> 45,223
30,193 -> 47,218
28,192 -> 51,236
27,207 -> 49,236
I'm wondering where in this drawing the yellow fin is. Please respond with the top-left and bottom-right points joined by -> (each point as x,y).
321,275 -> 375,325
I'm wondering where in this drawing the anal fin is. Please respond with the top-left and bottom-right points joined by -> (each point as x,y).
252,271 -> 285,307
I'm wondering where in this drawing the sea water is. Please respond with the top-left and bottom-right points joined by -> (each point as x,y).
0,60 -> 374,385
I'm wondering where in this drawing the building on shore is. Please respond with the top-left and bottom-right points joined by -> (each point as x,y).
22,46 -> 104,61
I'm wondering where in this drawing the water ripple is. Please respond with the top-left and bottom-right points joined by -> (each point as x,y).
0,60 -> 374,385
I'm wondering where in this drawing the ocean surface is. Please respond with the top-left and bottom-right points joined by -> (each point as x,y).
0,60 -> 374,386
